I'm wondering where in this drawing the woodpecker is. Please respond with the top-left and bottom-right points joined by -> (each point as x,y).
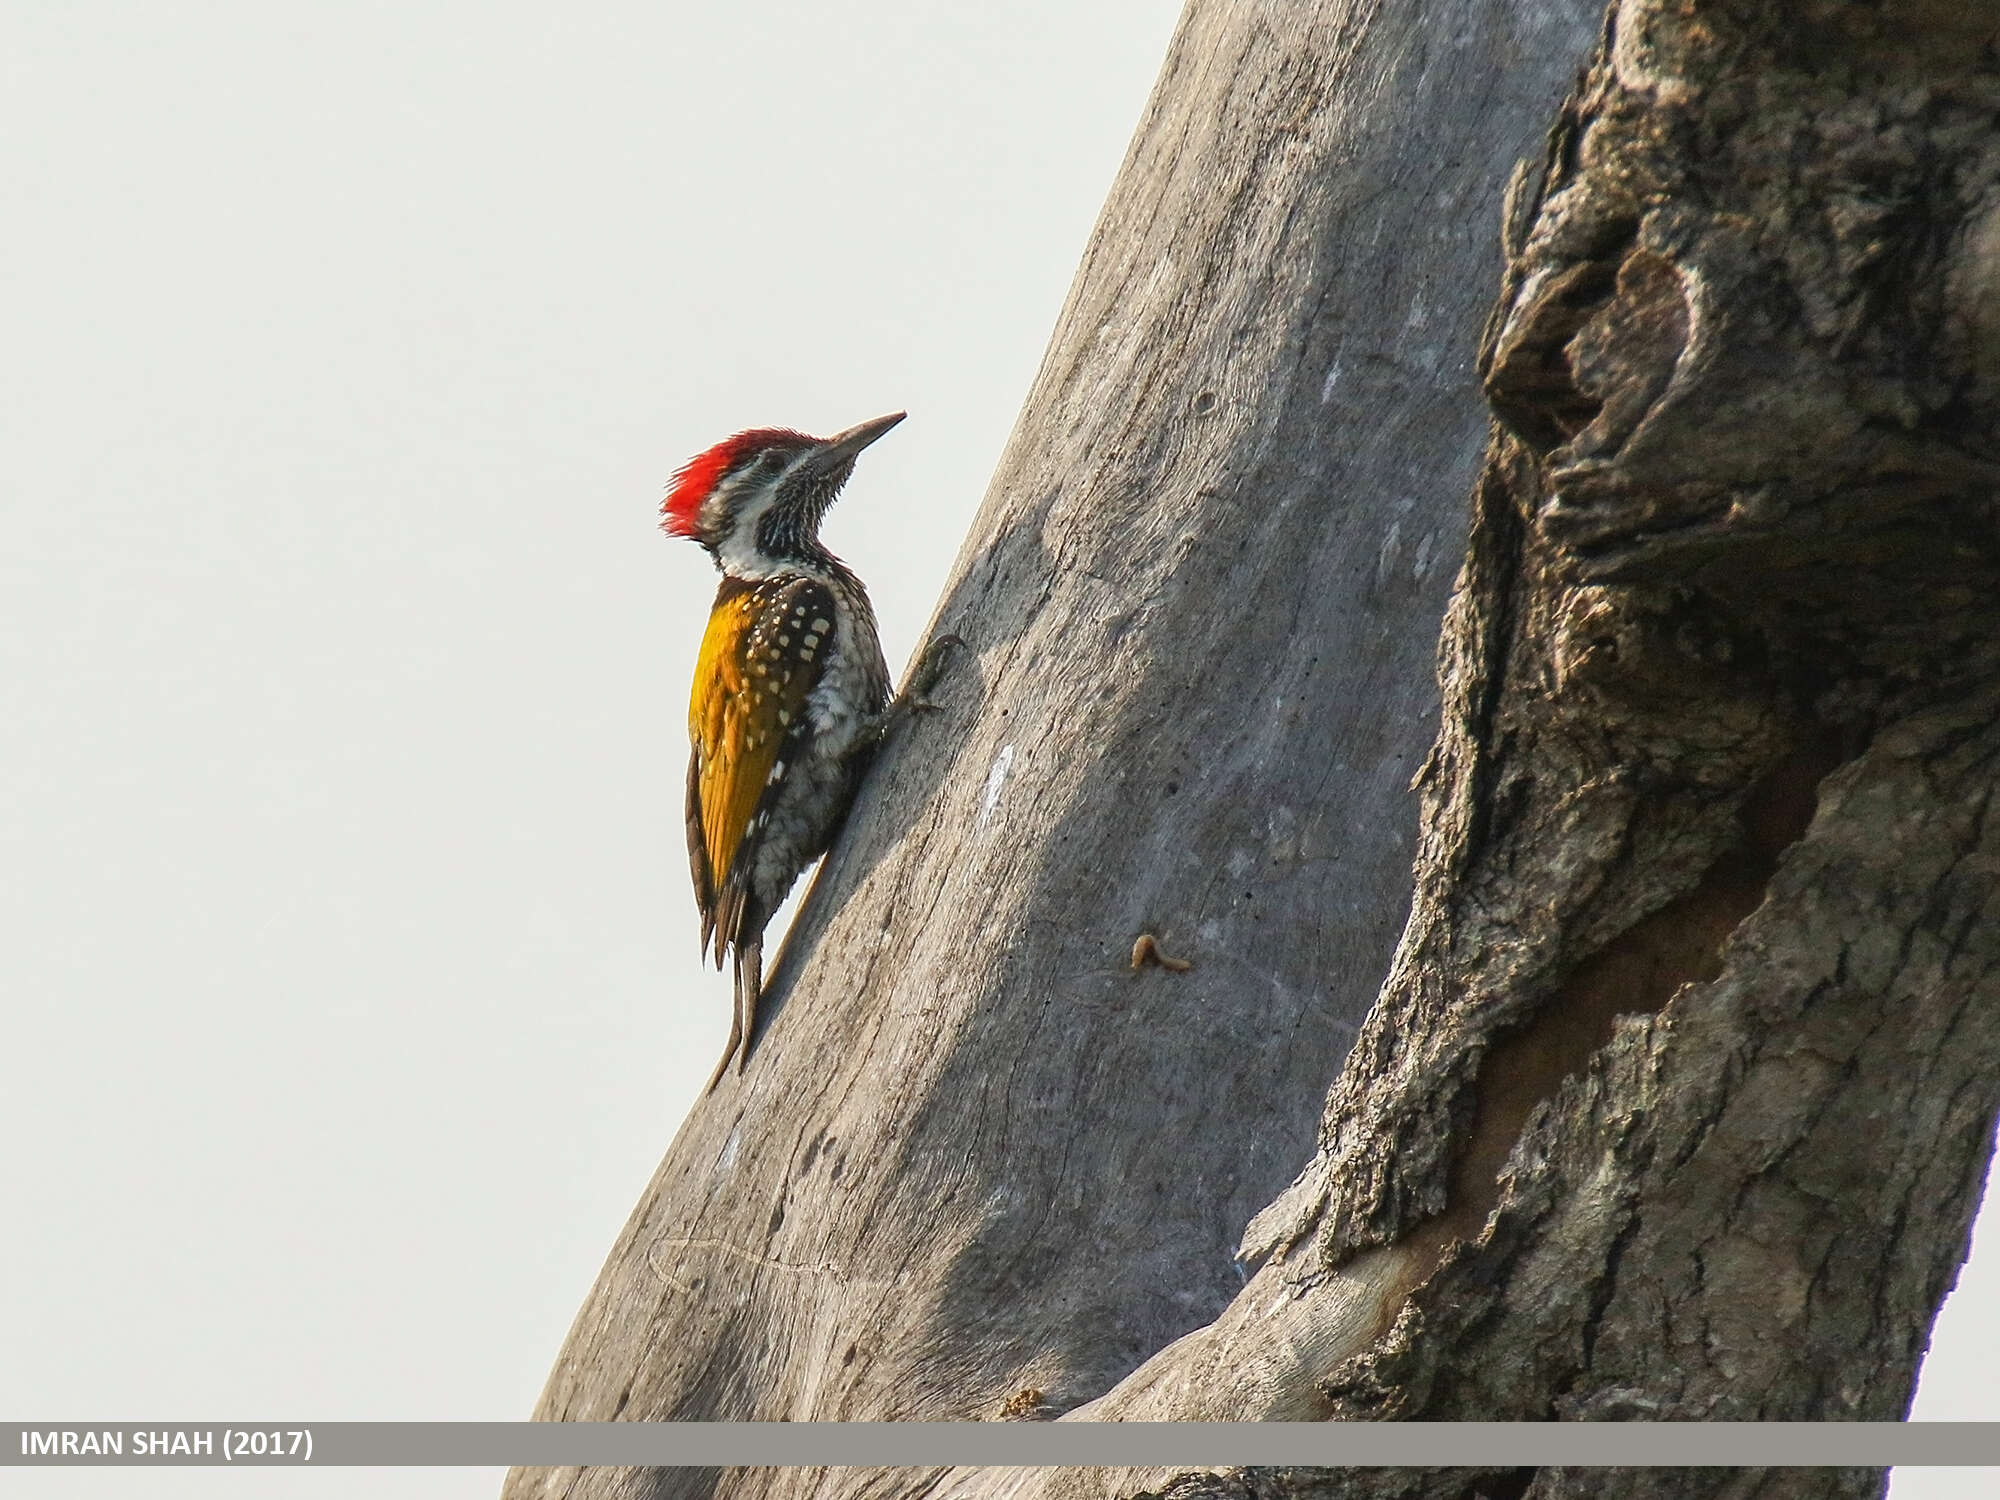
661,412 -> 955,1091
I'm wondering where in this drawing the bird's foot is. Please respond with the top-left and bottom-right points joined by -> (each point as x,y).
905,632 -> 966,706
880,634 -> 965,733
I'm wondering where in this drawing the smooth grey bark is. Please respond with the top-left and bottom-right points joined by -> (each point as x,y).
510,3 -> 2000,1500
505,1 -> 1600,1496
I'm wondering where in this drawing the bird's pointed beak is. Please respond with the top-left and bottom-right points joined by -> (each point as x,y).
817,411 -> 906,467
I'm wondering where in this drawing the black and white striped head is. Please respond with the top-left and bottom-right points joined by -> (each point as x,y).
661,412 -> 904,576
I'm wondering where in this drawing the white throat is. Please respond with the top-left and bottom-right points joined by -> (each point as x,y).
701,451 -> 825,580
707,485 -> 780,577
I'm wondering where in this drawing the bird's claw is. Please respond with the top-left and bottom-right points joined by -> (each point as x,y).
893,633 -> 965,717
912,633 -> 965,694
870,634 -> 966,745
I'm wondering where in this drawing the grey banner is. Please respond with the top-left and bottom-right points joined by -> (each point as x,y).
5,1423 -> 2000,1467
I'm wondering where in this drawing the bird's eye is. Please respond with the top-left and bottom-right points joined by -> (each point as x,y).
758,452 -> 788,475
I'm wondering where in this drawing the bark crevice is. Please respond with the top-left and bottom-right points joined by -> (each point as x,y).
995,0 -> 2000,1467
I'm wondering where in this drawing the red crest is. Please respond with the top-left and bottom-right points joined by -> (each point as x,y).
661,428 -> 813,539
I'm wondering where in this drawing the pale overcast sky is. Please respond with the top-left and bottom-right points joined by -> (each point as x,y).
3,4 -> 1992,1498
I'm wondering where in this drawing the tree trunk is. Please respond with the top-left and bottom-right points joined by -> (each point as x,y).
508,2 -> 2000,1498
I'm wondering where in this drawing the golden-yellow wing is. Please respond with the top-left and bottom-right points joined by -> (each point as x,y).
685,575 -> 833,964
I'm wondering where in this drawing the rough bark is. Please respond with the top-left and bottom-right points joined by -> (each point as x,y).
918,3 -> 2000,1498
1140,1473 -> 1886,1500
510,1 -> 2000,1499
